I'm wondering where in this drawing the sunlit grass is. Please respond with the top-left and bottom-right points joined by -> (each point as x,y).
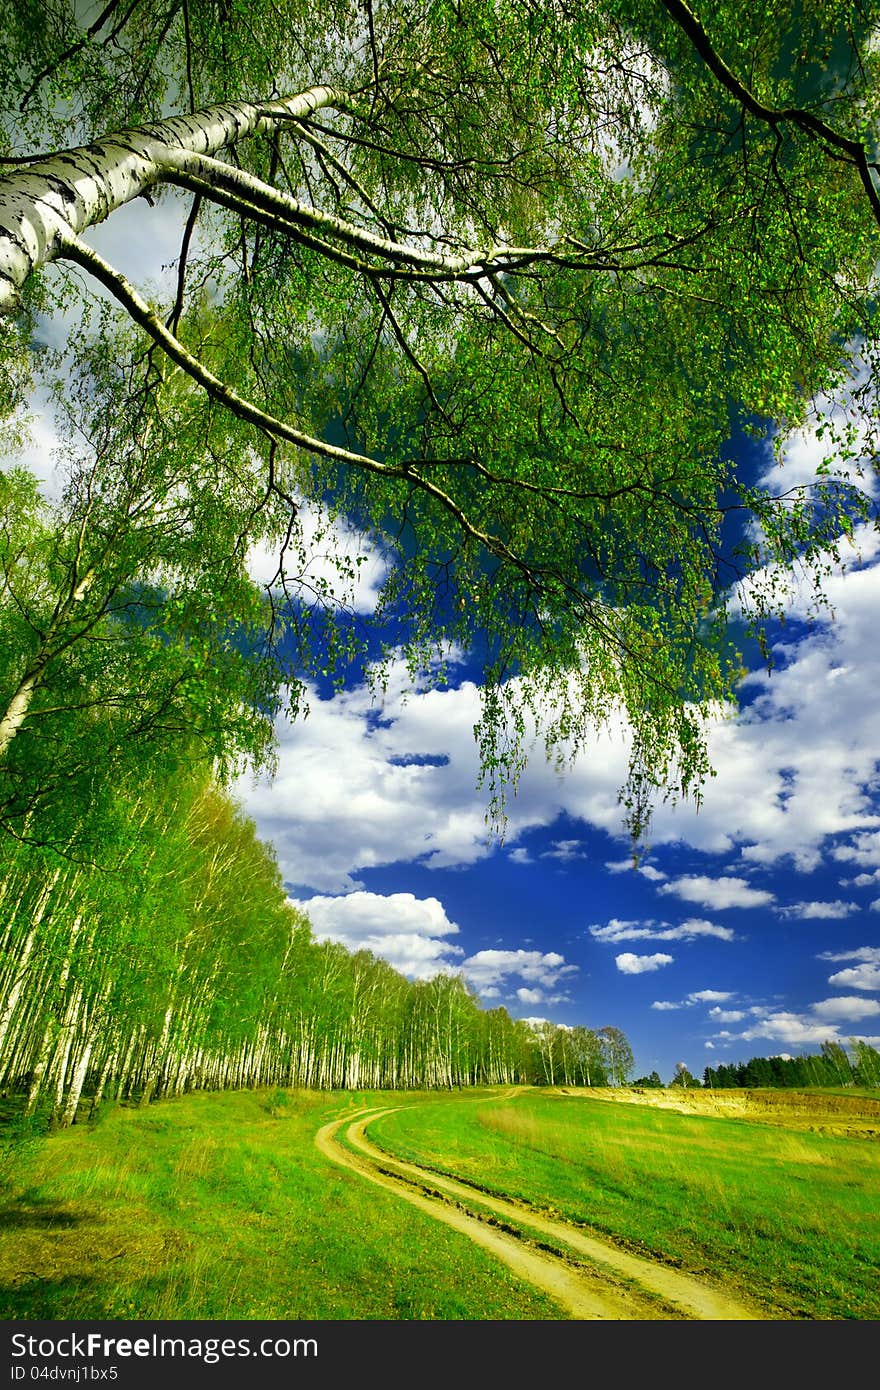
0,1089 -> 562,1321
370,1088 -> 880,1320
3,1085 -> 877,1321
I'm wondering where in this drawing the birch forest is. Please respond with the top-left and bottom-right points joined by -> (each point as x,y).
0,762 -> 622,1127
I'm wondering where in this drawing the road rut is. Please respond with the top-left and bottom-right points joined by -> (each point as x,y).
315,1103 -> 763,1321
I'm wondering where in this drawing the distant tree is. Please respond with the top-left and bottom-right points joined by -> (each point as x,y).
820,1041 -> 855,1087
669,1061 -> 697,1088
566,1026 -> 608,1087
633,1070 -> 664,1089
852,1041 -> 880,1088
598,1026 -> 634,1087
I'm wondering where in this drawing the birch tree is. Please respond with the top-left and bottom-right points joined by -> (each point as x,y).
2,0 -> 879,833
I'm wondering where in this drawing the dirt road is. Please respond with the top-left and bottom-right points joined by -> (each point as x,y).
315,1102 -> 764,1321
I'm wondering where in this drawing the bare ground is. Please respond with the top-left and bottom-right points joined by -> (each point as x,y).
314,1101 -> 766,1321
553,1084 -> 880,1138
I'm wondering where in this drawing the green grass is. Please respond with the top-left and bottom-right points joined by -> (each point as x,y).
3,1085 -> 878,1321
368,1088 -> 880,1320
0,1088 -> 562,1320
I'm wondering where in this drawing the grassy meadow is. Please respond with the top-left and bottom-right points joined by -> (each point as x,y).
1,1084 -> 878,1321
369,1087 -> 880,1320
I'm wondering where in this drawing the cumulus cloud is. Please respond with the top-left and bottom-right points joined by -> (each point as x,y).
288,891 -> 463,980
709,1007 -> 747,1022
827,964 -> 880,991
541,839 -> 587,862
239,673 -> 495,891
239,523 -> 880,902
658,876 -> 775,910
777,900 -> 858,920
590,917 -> 735,943
842,868 -> 880,886
615,952 -> 673,974
246,502 -> 389,615
834,831 -> 880,868
511,984 -> 544,1006
461,949 -> 578,995
604,858 -> 666,881
809,996 -> 880,1021
819,948 -> 880,992
651,988 -> 735,1011
712,1007 -> 880,1050
508,848 -> 533,865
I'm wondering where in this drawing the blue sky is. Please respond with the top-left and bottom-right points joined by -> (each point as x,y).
23,197 -> 880,1087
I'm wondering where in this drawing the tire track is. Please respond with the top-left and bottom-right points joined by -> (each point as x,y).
315,1104 -> 763,1321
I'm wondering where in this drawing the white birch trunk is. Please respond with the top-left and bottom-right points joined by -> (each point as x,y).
24,914 -> 82,1116
0,87 -> 342,313
58,1035 -> 93,1127
0,865 -> 63,1064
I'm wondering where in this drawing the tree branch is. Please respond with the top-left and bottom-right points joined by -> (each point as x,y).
660,0 -> 880,226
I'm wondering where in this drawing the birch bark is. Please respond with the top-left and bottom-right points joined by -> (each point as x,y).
0,86 -> 343,313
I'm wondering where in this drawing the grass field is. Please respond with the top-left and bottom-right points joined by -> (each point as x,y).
369,1086 -> 880,1320
1,1084 -> 877,1320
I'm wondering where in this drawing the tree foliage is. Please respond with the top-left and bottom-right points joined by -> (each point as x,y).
1,0 -> 879,837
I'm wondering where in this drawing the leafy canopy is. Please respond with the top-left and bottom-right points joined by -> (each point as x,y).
1,0 -> 879,838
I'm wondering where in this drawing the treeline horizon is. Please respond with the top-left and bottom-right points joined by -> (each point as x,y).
632,1041 -> 880,1091
702,1044 -> 880,1090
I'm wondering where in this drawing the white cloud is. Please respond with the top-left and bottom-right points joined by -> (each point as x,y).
246,502 -> 389,614
827,964 -> 880,991
606,859 -> 636,874
590,916 -> 735,943
658,875 -> 775,910
809,996 -> 880,1021
541,839 -> 587,862
763,356 -> 880,506
651,987 -> 735,1010
615,952 -> 673,974
716,1007 -> 880,1050
708,1008 -> 747,1022
819,948 -> 880,991
239,674 -> 494,892
834,831 -> 880,868
517,987 -> 548,1004
461,949 -> 578,994
604,858 -> 666,880
777,900 -> 858,920
818,946 -> 880,963
843,868 -> 880,886
288,890 -> 463,980
508,848 -> 533,865
736,1012 -> 845,1046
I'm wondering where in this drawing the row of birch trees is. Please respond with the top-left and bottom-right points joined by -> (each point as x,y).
0,761 -> 625,1126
